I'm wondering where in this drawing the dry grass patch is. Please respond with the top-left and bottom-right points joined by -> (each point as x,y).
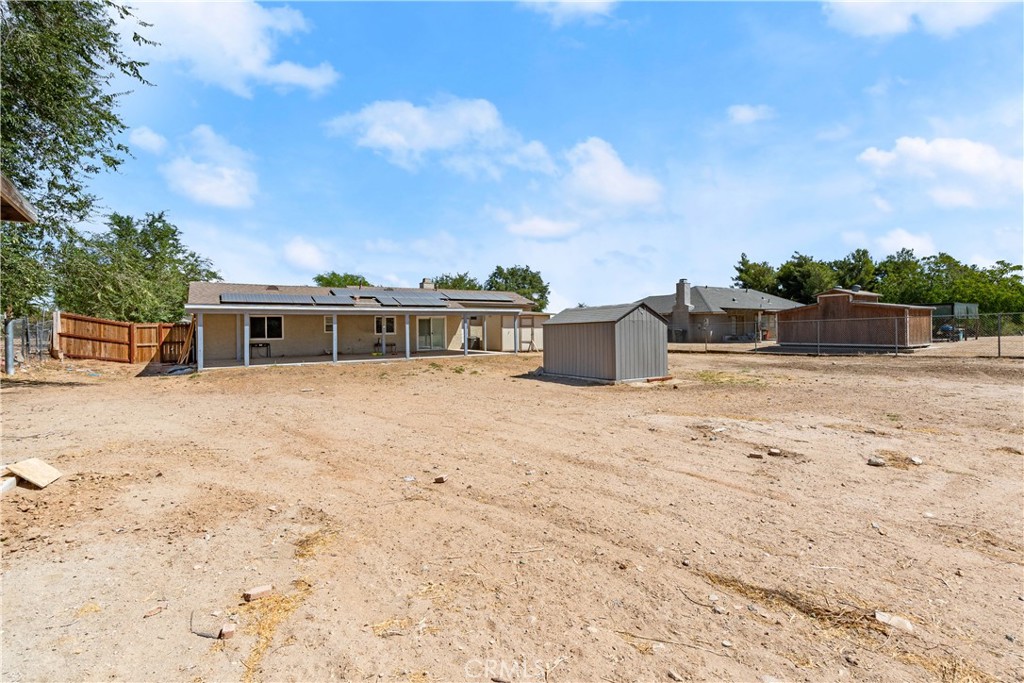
693,370 -> 764,386
240,579 -> 312,683
371,616 -> 413,637
293,528 -> 336,559
877,449 -> 916,470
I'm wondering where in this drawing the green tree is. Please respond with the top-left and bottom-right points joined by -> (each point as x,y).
732,253 -> 779,294
775,252 -> 837,304
1,0 -> 151,229
313,271 -> 373,288
875,249 -> 929,305
485,265 -> 550,311
53,212 -> 219,322
831,248 -> 878,291
432,272 -> 481,290
1,0 -> 151,319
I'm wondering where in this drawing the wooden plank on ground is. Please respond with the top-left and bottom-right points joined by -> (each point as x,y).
0,476 -> 16,494
6,458 -> 61,488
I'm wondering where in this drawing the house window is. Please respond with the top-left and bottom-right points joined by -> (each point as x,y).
375,316 -> 396,335
251,315 -> 283,340
324,316 -> 334,334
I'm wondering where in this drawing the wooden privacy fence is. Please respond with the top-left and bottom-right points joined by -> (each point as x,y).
56,312 -> 193,364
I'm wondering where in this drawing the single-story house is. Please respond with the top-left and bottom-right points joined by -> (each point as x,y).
185,279 -> 548,370
543,302 -> 668,383
638,279 -> 802,342
776,287 -> 933,349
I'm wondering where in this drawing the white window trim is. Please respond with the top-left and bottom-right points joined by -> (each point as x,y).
251,315 -> 284,340
375,315 -> 396,336
324,315 -> 333,334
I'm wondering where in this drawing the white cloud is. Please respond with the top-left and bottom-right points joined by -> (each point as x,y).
875,228 -> 936,256
928,187 -> 977,208
842,230 -> 868,247
817,123 -> 852,142
520,1 -> 617,26
283,236 -> 328,271
859,136 -> 1022,208
160,125 -> 258,209
727,104 -> 775,125
129,126 -> 167,154
506,215 -> 581,239
824,1 -> 1009,38
129,2 -> 338,97
327,97 -> 553,177
864,75 -> 907,98
564,137 -> 662,207
872,196 -> 893,213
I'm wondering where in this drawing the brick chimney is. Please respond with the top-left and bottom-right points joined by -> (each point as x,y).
420,278 -> 435,290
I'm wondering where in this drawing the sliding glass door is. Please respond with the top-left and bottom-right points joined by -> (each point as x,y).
417,317 -> 446,350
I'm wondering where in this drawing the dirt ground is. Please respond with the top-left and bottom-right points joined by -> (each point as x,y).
1,351 -> 1022,683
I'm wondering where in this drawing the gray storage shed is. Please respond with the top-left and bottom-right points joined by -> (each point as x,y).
543,303 -> 668,383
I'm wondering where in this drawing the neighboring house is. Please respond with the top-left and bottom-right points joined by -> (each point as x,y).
185,279 -> 546,370
777,287 -> 933,349
543,302 -> 668,383
638,279 -> 802,342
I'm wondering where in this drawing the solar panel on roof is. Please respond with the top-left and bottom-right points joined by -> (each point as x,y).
393,292 -> 449,306
442,290 -> 514,302
311,295 -> 357,306
220,293 -> 315,305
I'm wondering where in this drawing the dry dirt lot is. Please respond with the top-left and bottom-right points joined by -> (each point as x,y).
1,351 -> 1022,683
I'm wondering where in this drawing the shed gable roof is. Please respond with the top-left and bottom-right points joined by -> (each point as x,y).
545,302 -> 667,326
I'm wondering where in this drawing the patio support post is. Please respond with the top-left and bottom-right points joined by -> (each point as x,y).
235,315 -> 242,361
483,315 -> 487,351
332,314 -> 338,363
405,314 -> 411,359
514,314 -> 520,354
196,313 -> 205,371
463,315 -> 469,356
243,313 -> 251,367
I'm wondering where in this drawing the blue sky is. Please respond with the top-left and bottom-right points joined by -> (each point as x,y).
90,1 -> 1023,311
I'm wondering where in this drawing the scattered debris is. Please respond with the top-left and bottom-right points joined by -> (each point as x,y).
668,670 -> 684,681
767,448 -> 782,456
910,456 -> 923,465
6,458 -> 62,488
190,610 -> 222,639
166,365 -> 194,376
143,605 -> 165,619
844,653 -> 860,667
219,623 -> 236,640
748,452 -> 764,459
721,639 -> 733,648
0,476 -> 16,495
402,476 -> 416,482
874,610 -> 914,633
867,457 -> 887,467
433,475 -> 448,484
712,427 -> 727,433
243,585 -> 274,602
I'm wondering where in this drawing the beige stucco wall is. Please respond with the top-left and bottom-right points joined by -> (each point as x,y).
202,311 -> 539,359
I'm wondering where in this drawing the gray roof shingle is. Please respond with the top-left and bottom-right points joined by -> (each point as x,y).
545,302 -> 666,326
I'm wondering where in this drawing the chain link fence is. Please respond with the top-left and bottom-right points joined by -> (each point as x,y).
773,312 -> 1023,358
1,316 -> 55,370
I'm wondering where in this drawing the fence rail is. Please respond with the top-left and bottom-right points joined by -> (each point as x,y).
775,312 -> 1024,358
0,312 -> 194,371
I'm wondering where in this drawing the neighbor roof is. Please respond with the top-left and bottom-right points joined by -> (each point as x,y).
638,287 -> 801,315
545,302 -> 667,326
187,281 -> 535,309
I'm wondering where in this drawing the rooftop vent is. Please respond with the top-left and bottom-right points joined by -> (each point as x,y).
851,285 -> 862,292
266,286 -> 279,291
